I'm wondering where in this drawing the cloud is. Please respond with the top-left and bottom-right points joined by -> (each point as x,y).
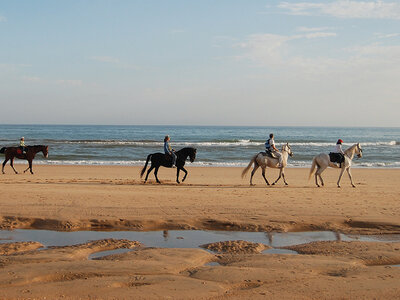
89,56 -> 139,70
237,32 -> 336,66
0,16 -> 6,22
90,56 -> 120,64
169,29 -> 186,34
278,1 -> 400,19
375,32 -> 400,38
296,26 -> 336,32
56,79 -> 83,86
22,76 -> 43,83
21,76 -> 83,87
236,31 -> 400,83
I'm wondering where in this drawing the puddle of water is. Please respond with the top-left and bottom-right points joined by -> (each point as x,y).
393,265 -> 400,267
342,234 -> 400,243
205,262 -> 221,266
89,248 -> 133,260
0,229 -> 399,250
263,248 -> 298,255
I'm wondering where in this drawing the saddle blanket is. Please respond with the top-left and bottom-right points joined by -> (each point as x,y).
329,152 -> 344,164
262,151 -> 277,159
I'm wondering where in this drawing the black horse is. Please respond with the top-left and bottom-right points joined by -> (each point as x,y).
1,145 -> 49,174
140,147 -> 197,184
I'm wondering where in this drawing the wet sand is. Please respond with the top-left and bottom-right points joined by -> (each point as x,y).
1,165 -> 400,299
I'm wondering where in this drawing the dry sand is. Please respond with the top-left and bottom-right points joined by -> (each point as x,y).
0,165 -> 400,299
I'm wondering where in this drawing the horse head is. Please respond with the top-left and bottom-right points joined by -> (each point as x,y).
189,148 -> 197,163
42,146 -> 49,158
282,143 -> 294,157
356,143 -> 362,158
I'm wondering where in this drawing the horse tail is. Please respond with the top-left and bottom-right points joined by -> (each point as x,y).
309,157 -> 318,180
140,154 -> 152,178
241,154 -> 258,178
0,147 -> 6,154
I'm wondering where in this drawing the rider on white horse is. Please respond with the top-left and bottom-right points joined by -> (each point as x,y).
265,133 -> 282,167
331,139 -> 345,167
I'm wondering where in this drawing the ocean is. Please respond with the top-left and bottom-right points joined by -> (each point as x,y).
0,125 -> 399,168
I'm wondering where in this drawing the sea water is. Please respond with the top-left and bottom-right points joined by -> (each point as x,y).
0,125 -> 398,168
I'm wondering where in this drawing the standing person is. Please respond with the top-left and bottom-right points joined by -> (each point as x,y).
265,133 -> 282,167
19,137 -> 27,154
164,135 -> 176,167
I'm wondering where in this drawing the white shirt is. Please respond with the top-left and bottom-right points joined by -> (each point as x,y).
333,144 -> 344,154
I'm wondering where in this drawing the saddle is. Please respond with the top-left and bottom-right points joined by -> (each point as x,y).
262,150 -> 277,159
329,152 -> 344,164
164,153 -> 174,167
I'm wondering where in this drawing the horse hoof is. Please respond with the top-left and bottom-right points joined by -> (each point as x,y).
285,183 -> 288,186
177,181 -> 180,184
272,183 -> 275,186
352,185 -> 356,188
337,186 -> 341,188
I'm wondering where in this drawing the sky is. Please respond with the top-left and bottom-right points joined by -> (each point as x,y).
0,0 -> 399,127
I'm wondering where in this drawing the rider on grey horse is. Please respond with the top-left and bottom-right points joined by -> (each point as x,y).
265,133 -> 282,167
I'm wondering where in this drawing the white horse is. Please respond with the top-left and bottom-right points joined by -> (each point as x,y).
242,143 -> 293,186
309,143 -> 363,188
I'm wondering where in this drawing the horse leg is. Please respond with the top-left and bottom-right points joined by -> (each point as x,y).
144,165 -> 155,183
314,171 -> 319,187
176,168 -> 181,184
28,160 -> 33,174
346,168 -> 356,188
282,169 -> 288,185
272,168 -> 282,185
181,167 -> 188,182
261,167 -> 270,186
2,158 -> 9,174
337,167 -> 345,188
154,167 -> 161,184
316,166 -> 327,187
10,158 -> 18,174
250,164 -> 259,186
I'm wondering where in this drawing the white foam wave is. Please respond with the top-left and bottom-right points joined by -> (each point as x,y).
55,140 -> 398,147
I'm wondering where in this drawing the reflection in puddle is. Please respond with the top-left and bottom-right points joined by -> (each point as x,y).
263,248 -> 298,255
89,248 -> 133,260
1,230 -> 399,251
205,262 -> 221,266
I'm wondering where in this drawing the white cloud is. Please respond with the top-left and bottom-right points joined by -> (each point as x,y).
169,29 -> 186,34
296,26 -> 335,32
375,32 -> 400,38
22,76 -> 43,83
237,32 -> 336,66
89,56 -> 139,70
90,56 -> 120,64
0,16 -> 6,22
278,1 -> 400,19
56,79 -> 83,86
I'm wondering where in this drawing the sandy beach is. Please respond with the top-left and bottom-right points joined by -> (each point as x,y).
1,165 -> 400,299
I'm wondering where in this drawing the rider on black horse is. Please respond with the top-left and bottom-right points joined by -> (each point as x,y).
164,135 -> 177,168
19,137 -> 27,155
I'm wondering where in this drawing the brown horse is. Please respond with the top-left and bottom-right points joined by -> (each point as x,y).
1,145 -> 49,174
